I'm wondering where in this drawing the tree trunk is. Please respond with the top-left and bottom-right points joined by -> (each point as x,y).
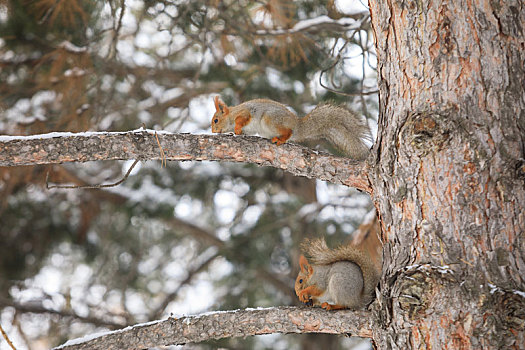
368,0 -> 525,348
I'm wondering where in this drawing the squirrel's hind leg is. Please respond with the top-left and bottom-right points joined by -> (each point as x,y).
320,303 -> 346,310
271,126 -> 292,145
261,115 -> 292,145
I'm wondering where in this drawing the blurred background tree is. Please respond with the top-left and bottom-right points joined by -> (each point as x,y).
0,0 -> 377,349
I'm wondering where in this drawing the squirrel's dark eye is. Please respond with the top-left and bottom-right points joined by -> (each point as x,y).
299,279 -> 303,283
214,119 -> 218,124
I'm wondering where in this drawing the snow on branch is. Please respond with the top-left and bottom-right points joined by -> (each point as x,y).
58,40 -> 88,53
54,306 -> 374,350
0,130 -> 371,192
255,15 -> 368,35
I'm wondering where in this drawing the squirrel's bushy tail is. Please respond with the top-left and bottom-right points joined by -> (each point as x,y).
301,238 -> 380,305
292,104 -> 372,159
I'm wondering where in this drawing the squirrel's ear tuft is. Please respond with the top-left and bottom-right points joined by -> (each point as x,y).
214,96 -> 229,114
299,255 -> 310,273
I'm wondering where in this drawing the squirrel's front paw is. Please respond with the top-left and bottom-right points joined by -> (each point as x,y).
297,291 -> 311,303
299,294 -> 310,303
300,295 -> 313,306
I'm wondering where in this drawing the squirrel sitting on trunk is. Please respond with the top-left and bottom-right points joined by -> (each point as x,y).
295,238 -> 380,310
210,96 -> 372,159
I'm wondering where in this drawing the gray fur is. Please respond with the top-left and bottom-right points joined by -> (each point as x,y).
292,104 -> 372,160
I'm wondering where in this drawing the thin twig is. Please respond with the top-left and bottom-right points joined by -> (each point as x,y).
106,0 -> 126,60
155,131 -> 167,167
319,66 -> 378,97
0,297 -> 125,329
0,323 -> 17,350
46,160 -> 139,190
150,251 -> 219,319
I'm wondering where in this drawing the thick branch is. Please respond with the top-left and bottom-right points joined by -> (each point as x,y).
0,130 -> 371,192
54,306 -> 373,350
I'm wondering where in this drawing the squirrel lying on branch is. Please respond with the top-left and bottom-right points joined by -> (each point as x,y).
210,96 -> 372,159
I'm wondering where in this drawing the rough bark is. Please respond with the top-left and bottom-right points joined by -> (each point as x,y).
0,130 -> 371,192
53,306 -> 373,350
368,0 -> 525,348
